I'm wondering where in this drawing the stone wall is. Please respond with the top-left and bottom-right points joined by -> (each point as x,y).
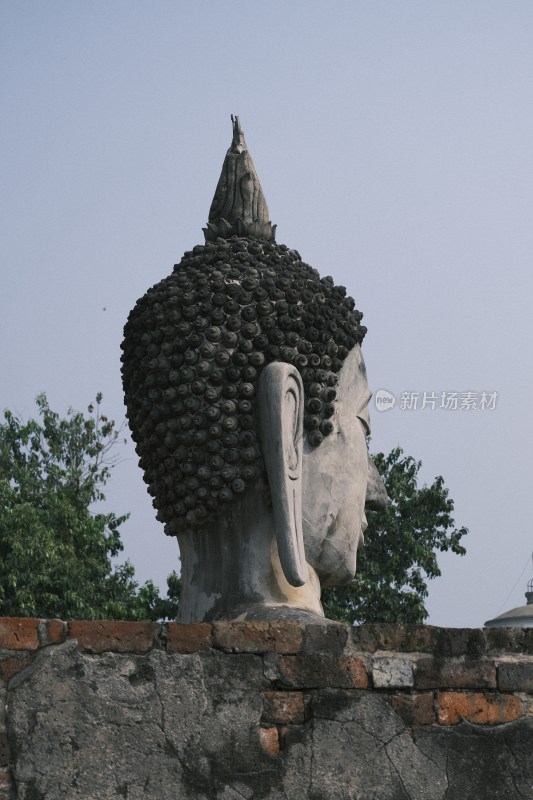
1,618 -> 532,799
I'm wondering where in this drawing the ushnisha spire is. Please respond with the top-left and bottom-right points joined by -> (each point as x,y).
203,115 -> 276,242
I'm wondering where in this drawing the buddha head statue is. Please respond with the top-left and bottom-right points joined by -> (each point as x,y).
121,116 -> 387,622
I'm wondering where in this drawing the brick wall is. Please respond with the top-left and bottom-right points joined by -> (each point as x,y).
1,618 -> 532,799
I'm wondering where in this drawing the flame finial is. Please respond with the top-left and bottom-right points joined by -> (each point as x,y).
204,116 -> 276,242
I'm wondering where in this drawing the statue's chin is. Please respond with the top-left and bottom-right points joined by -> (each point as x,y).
318,567 -> 356,589
312,538 -> 358,588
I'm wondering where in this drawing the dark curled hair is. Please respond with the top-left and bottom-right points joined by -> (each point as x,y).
121,237 -> 366,537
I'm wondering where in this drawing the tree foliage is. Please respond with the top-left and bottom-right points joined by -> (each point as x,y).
0,393 -> 178,620
0,395 -> 466,625
322,446 -> 467,624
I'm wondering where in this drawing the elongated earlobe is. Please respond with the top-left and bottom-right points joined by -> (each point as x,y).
257,362 -> 308,586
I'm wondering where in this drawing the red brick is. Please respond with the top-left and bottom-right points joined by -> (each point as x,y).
390,693 -> 435,726
437,691 -> 523,726
213,621 -> 302,654
166,623 -> 212,653
41,619 -> 66,646
273,655 -> 368,689
68,621 -> 158,653
0,654 -> 34,686
0,618 -> 39,651
415,659 -> 496,690
262,691 -> 305,724
259,726 -> 280,757
343,657 -> 369,688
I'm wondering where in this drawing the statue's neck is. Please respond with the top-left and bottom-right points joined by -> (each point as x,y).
175,481 -> 324,623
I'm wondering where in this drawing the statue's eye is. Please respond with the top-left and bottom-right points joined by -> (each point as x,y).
355,390 -> 372,437
357,406 -> 371,437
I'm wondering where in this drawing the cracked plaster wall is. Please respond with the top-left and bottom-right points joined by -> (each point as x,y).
1,619 -> 533,799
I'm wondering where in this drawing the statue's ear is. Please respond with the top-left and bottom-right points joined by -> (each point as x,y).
257,362 -> 308,587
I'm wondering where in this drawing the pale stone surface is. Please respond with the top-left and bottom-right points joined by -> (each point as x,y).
301,345 -> 372,588
372,656 -> 414,688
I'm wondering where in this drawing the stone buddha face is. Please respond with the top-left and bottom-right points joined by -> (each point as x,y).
302,344 -> 374,588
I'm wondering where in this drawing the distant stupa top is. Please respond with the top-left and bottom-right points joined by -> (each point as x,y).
484,563 -> 533,629
204,116 -> 276,242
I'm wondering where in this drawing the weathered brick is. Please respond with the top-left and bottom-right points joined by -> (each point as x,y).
259,726 -> 279,757
266,654 -> 368,689
372,656 -> 413,688
437,691 -> 523,726
262,691 -> 305,724
498,662 -> 533,692
351,624 -> 446,654
434,629 -> 488,658
350,624 -> 406,653
0,733 -> 9,767
415,658 -> 496,690
399,626 -> 438,653
390,693 -> 435,726
350,625 -> 490,657
165,623 -> 212,653
485,627 -> 532,655
37,619 -> 67,647
0,767 -> 12,793
0,618 -> 39,651
43,619 -> 66,646
68,621 -> 158,653
213,621 -> 302,654
523,628 -> 533,654
302,623 -> 347,655
0,655 -> 34,687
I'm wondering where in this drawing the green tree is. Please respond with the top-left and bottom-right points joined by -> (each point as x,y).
0,393 -> 178,620
322,446 -> 467,624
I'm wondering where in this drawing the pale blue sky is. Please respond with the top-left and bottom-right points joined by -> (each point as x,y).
2,1 -> 532,626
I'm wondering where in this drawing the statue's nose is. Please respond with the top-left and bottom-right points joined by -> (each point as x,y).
365,457 -> 388,511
